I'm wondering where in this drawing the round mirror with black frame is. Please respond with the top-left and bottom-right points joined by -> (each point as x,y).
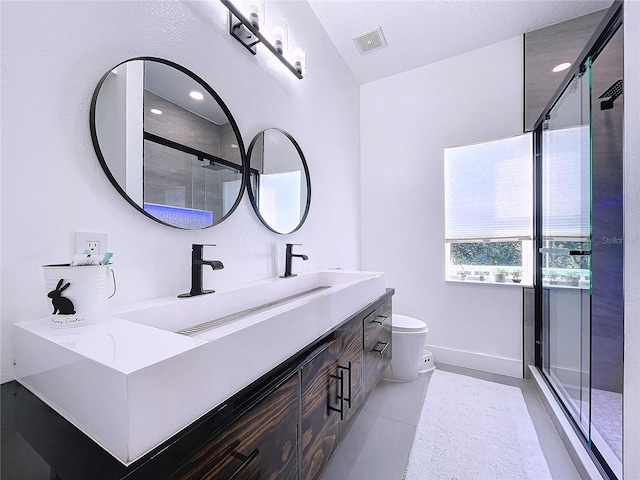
247,128 -> 311,234
90,57 -> 246,229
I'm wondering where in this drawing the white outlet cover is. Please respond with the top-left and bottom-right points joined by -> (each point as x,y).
75,232 -> 108,255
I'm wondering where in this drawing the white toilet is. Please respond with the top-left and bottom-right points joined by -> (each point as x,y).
383,314 -> 429,382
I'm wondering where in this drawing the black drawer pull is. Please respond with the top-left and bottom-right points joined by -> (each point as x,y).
337,362 -> 352,409
229,448 -> 260,480
329,370 -> 345,420
371,314 -> 388,325
372,341 -> 390,356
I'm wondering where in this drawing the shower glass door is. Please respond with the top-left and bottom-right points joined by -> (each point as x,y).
540,60 -> 592,437
539,14 -> 623,478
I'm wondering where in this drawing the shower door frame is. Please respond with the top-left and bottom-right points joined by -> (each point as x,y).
532,2 -> 623,479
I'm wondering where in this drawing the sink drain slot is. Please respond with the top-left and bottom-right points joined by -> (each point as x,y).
175,286 -> 330,336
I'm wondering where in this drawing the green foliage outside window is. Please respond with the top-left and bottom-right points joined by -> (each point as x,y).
542,240 -> 591,270
450,242 -> 522,267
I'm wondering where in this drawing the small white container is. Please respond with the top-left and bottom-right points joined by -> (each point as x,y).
419,348 -> 435,373
43,264 -> 114,328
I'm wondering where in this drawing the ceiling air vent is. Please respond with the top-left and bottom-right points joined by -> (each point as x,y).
352,26 -> 387,55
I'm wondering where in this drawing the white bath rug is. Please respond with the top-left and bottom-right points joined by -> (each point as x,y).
405,370 -> 552,480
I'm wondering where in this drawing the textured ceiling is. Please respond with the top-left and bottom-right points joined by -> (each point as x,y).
307,0 -> 613,85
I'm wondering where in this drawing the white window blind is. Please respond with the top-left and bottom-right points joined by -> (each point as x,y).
542,126 -> 591,239
444,134 -> 533,242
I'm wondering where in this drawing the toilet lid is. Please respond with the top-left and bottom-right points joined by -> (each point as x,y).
393,314 -> 428,333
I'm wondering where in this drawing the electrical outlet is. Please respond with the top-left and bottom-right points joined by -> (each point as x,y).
86,241 -> 101,255
76,232 -> 108,256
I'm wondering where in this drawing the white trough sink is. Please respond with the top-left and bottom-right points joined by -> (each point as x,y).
14,269 -> 385,465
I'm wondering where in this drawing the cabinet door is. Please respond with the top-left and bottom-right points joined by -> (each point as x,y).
363,299 -> 392,398
167,373 -> 299,480
301,340 -> 341,480
337,319 -> 364,437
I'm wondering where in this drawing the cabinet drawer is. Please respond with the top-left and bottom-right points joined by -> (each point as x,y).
167,374 -> 299,480
364,300 -> 392,351
363,300 -> 392,397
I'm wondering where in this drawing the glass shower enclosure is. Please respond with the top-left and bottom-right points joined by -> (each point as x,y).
537,16 -> 623,480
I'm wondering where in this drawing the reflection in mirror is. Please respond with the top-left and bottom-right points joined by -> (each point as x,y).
90,58 -> 245,229
247,128 -> 311,234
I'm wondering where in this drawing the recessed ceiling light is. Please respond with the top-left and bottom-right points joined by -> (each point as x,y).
552,62 -> 571,73
230,143 -> 238,149
189,91 -> 204,100
150,108 -> 163,115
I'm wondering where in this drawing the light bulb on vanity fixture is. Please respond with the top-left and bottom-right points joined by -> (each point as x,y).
290,41 -> 306,76
269,18 -> 288,55
221,0 -> 305,79
246,0 -> 264,31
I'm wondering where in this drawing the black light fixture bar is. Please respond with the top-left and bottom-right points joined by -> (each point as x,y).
220,0 -> 303,79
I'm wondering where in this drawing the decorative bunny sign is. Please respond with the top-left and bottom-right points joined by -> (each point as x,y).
47,278 -> 76,315
43,265 -> 113,328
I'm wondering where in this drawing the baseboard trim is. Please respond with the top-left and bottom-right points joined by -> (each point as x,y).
425,345 -> 522,378
529,365 -> 607,480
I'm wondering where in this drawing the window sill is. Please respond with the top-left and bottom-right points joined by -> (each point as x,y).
446,278 -> 532,287
543,282 -> 590,290
446,278 -> 590,290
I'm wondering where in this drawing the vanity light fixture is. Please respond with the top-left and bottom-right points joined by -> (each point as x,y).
220,0 -> 304,79
552,62 -> 572,73
150,108 -> 163,115
189,90 -> 204,100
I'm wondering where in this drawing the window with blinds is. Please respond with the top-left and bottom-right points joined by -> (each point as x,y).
444,133 -> 533,284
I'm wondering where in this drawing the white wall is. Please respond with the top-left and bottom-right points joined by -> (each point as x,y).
0,0 -> 361,383
361,36 -> 524,377
623,1 -> 640,478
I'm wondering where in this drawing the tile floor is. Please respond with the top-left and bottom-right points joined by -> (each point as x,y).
592,389 -> 623,461
322,363 -> 580,480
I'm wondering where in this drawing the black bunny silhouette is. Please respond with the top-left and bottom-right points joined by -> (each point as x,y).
48,278 -> 76,315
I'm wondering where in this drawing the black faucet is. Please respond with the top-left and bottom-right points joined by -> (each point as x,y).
281,243 -> 308,278
178,244 -> 224,298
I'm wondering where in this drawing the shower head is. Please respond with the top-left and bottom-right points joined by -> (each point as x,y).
599,79 -> 623,110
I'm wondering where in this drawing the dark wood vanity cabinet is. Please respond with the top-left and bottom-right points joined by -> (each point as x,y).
167,373 -> 299,480
301,339 -> 342,480
301,318 -> 364,480
363,299 -> 392,398
338,318 -> 364,436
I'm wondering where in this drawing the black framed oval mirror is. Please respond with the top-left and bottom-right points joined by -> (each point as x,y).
247,128 -> 311,234
90,57 -> 246,229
